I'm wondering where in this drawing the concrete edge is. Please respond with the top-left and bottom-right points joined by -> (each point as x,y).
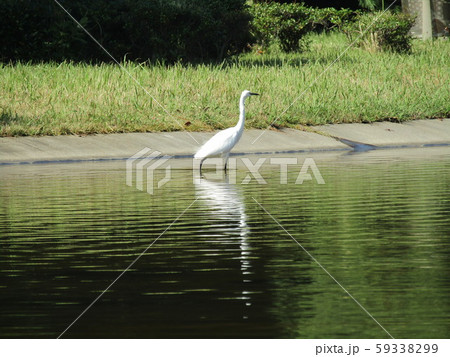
1,119 -> 449,165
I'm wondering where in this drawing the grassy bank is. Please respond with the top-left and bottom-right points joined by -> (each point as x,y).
1,33 -> 449,137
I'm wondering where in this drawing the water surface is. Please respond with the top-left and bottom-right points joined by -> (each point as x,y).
1,148 -> 449,338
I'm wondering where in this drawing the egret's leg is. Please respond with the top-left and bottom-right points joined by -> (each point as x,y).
199,158 -> 206,176
224,153 -> 230,171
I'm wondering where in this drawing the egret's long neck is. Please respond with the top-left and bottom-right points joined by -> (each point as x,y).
236,95 -> 246,131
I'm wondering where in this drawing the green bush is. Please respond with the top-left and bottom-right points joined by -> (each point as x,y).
249,2 -> 313,52
312,7 -> 360,32
249,2 -> 359,52
0,0 -> 251,63
344,11 -> 415,53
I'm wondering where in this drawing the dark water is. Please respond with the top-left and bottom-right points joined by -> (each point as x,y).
1,148 -> 449,338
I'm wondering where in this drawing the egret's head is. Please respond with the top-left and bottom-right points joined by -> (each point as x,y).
242,90 -> 259,99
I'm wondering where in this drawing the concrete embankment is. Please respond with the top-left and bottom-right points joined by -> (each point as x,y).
0,119 -> 449,165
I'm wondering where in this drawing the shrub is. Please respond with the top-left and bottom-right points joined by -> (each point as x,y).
343,11 -> 415,53
124,0 -> 252,62
249,3 -> 359,52
249,2 -> 313,52
0,0 -> 251,63
312,8 -> 360,32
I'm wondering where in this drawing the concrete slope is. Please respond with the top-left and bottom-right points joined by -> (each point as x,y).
0,129 -> 347,164
313,119 -> 450,147
0,119 -> 449,164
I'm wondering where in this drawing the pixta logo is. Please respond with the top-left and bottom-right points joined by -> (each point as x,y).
193,157 -> 325,185
126,148 -> 172,194
127,148 -> 325,195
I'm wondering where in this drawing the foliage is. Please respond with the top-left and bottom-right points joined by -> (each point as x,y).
312,7 -> 360,32
0,0 -> 251,63
249,2 -> 358,52
358,0 -> 385,11
249,2 -> 313,52
344,11 -> 416,53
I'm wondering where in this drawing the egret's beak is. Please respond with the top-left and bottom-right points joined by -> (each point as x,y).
250,92 -> 259,96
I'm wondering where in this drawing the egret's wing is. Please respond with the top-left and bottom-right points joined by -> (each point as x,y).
194,128 -> 238,158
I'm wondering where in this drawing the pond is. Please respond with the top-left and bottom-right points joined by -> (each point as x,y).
1,147 -> 449,338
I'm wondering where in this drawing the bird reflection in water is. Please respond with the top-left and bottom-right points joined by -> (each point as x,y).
194,175 -> 252,319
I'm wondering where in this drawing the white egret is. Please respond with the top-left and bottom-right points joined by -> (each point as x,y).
194,90 -> 259,173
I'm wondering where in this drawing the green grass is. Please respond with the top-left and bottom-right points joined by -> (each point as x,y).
0,32 -> 449,137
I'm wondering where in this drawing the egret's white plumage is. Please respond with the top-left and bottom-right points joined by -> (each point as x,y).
194,90 -> 259,172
